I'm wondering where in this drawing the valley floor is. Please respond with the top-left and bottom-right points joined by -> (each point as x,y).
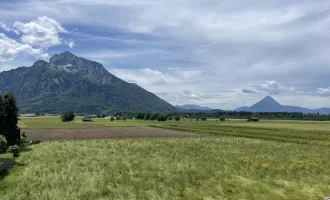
1,117 -> 330,199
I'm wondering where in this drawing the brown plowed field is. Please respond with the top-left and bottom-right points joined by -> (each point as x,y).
23,127 -> 200,141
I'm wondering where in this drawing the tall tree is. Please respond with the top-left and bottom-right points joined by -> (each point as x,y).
0,95 -> 4,136
2,92 -> 20,145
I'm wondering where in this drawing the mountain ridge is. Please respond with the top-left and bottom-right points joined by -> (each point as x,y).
0,51 -> 177,114
235,96 -> 330,114
175,104 -> 214,111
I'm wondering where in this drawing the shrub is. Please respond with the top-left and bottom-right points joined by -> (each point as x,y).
219,117 -> 226,121
30,140 -> 41,145
7,145 -> 20,157
20,135 -> 26,148
110,116 -> 115,121
122,115 -> 128,121
196,117 -> 200,121
0,135 -> 8,153
157,113 -> 168,121
116,116 -> 121,120
61,110 -> 75,122
175,116 -> 180,121
201,116 -> 207,121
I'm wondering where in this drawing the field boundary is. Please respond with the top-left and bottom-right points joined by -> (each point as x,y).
149,125 -> 330,146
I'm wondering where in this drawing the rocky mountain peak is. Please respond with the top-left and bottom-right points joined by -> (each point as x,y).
33,60 -> 48,67
49,51 -> 78,65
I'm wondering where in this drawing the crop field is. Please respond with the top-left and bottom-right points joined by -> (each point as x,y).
1,137 -> 330,200
23,127 -> 200,141
1,117 -> 329,199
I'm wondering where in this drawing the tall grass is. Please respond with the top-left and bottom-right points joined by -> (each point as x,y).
1,137 -> 329,200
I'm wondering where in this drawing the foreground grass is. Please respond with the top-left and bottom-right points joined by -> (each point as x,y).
1,137 -> 329,200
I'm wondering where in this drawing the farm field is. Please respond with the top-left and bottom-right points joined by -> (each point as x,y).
19,116 -> 330,131
1,137 -> 329,200
23,127 -> 200,141
1,117 -> 329,199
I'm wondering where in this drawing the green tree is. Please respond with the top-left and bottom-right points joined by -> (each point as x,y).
61,110 -> 75,122
0,95 -> 4,137
201,116 -> 207,121
219,116 -> 226,121
175,115 -> 180,121
2,93 -> 20,146
110,116 -> 115,121
144,113 -> 151,120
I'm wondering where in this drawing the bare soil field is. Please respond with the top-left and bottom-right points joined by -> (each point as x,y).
22,127 -> 200,141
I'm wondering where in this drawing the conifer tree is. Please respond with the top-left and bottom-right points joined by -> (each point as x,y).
2,92 -> 20,145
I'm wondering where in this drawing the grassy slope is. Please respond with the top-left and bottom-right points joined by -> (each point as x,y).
1,137 -> 329,200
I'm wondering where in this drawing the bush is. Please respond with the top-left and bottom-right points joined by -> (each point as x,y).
116,116 -> 121,120
0,135 -> 8,153
20,135 -> 26,148
110,116 -> 115,121
61,110 -> 75,122
196,117 -> 200,121
175,116 -> 180,121
157,113 -> 168,121
7,145 -> 20,157
122,115 -> 128,121
201,116 -> 207,121
219,117 -> 226,121
30,140 -> 41,145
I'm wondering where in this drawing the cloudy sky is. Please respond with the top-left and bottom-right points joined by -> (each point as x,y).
1,0 -> 330,109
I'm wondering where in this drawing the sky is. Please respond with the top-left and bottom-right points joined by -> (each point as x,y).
1,0 -> 330,110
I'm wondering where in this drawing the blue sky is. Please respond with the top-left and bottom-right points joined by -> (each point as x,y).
1,0 -> 330,109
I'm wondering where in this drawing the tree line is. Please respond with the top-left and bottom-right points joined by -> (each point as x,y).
112,111 -> 330,121
0,93 -> 21,150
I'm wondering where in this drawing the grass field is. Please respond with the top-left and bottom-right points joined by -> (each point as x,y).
1,137 -> 329,200
1,117 -> 329,199
19,116 -> 330,131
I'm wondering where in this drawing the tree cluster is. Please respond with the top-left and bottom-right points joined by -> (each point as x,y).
0,93 -> 21,147
61,110 -> 75,122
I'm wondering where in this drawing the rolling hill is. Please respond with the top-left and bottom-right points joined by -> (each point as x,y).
0,51 -> 176,114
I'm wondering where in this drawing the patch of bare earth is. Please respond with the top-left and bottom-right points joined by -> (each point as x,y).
23,127 -> 201,141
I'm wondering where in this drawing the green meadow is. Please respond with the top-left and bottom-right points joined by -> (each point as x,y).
1,117 -> 329,199
1,137 -> 330,200
19,116 -> 330,131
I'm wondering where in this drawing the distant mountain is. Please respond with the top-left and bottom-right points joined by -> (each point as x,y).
0,51 -> 176,114
234,96 -> 330,114
176,104 -> 214,111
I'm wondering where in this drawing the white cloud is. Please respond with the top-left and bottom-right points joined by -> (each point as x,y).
0,33 -> 48,63
0,21 -> 19,34
13,16 -> 68,48
64,39 -> 75,48
256,80 -> 282,95
0,16 -> 72,64
316,87 -> 330,96
110,67 -> 201,86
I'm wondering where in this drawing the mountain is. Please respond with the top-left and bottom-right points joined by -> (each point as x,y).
176,104 -> 214,111
0,51 -> 176,114
234,96 -> 330,114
